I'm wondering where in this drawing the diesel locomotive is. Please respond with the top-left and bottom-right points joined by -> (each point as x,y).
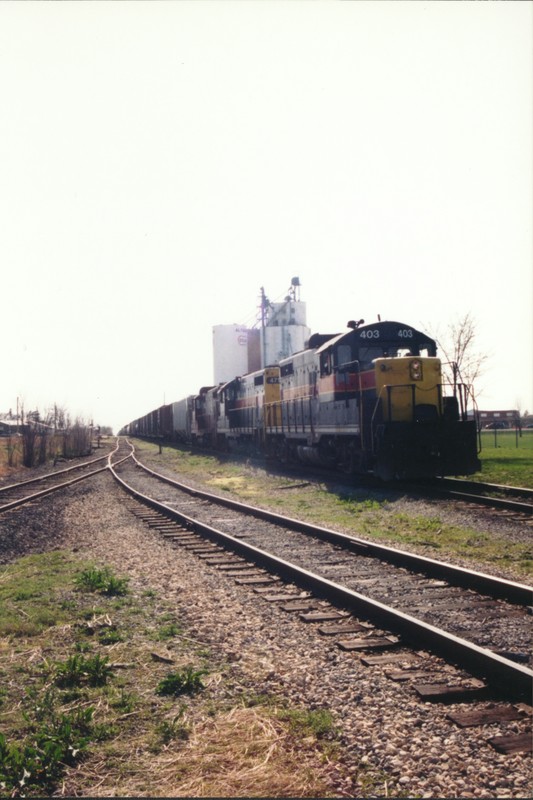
121,320 -> 481,480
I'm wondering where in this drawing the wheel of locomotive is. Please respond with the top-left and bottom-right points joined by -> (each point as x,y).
340,442 -> 356,474
341,439 -> 366,474
318,437 -> 337,468
276,438 -> 290,464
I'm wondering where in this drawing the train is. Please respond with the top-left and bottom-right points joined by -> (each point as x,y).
120,319 -> 481,480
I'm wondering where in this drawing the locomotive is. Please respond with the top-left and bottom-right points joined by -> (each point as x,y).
121,320 -> 481,480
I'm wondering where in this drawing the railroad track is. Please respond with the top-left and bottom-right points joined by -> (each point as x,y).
109,444 -> 532,754
0,439 -> 129,514
423,477 -> 533,519
134,437 -> 533,519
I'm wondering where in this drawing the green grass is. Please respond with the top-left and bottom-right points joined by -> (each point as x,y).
475,429 -> 533,488
278,707 -> 337,739
0,551 -> 80,637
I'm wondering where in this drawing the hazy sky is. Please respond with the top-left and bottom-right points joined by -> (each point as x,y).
1,2 -> 531,433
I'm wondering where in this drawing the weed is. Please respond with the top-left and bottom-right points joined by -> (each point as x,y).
75,566 -> 129,596
0,706 -> 94,795
74,640 -> 93,653
108,689 -> 138,713
155,666 -> 206,697
153,707 -> 190,750
31,687 -> 59,722
54,653 -> 113,688
91,722 -> 119,742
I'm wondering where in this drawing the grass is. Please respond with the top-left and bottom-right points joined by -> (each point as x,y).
475,429 -> 533,488
151,705 -> 339,798
0,551 -> 81,638
0,550 -> 359,798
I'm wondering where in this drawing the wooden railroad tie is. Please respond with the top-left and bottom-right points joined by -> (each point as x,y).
300,610 -> 348,623
360,652 -> 422,667
447,706 -> 527,728
487,732 -> 532,755
235,576 -> 278,586
414,683 -> 489,703
262,592 -> 312,602
337,636 -> 399,652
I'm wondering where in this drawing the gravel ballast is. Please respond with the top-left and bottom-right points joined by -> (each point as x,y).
1,469 -> 531,798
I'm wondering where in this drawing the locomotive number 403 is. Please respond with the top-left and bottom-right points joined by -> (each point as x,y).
360,328 -> 414,339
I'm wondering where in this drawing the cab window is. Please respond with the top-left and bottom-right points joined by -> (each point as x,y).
335,344 -> 352,368
357,346 -> 383,368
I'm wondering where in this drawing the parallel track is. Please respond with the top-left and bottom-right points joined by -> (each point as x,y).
110,445 -> 533,700
426,477 -> 533,516
135,437 -> 533,517
0,439 -> 129,513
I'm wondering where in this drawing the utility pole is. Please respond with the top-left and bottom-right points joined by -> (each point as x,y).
260,286 -> 269,368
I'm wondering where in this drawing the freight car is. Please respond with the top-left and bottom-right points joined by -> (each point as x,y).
120,320 -> 481,480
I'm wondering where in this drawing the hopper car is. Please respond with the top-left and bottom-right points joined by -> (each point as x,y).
121,320 -> 481,480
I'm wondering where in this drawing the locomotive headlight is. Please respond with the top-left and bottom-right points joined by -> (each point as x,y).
410,360 -> 423,381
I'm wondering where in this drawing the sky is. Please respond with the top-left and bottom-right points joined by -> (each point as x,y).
1,1 -> 531,433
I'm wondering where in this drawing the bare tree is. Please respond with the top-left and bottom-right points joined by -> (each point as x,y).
428,313 -> 489,397
21,410 -> 37,467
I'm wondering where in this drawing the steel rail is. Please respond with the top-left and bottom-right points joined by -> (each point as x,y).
409,478 -> 533,515
0,453 -> 111,495
109,462 -> 533,700
128,452 -> 532,606
0,437 -> 121,496
0,441 -> 130,513
0,465 -> 110,513
442,491 -> 532,515
438,477 -> 533,499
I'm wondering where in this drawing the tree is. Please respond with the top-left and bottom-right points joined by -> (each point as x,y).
428,313 -> 488,396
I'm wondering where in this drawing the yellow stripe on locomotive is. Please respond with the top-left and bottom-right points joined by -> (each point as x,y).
263,366 -> 281,429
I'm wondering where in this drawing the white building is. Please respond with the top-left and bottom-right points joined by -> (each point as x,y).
212,278 -> 311,384
212,325 -> 261,385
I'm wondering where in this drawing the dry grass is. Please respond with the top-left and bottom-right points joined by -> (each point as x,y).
69,706 -> 336,798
